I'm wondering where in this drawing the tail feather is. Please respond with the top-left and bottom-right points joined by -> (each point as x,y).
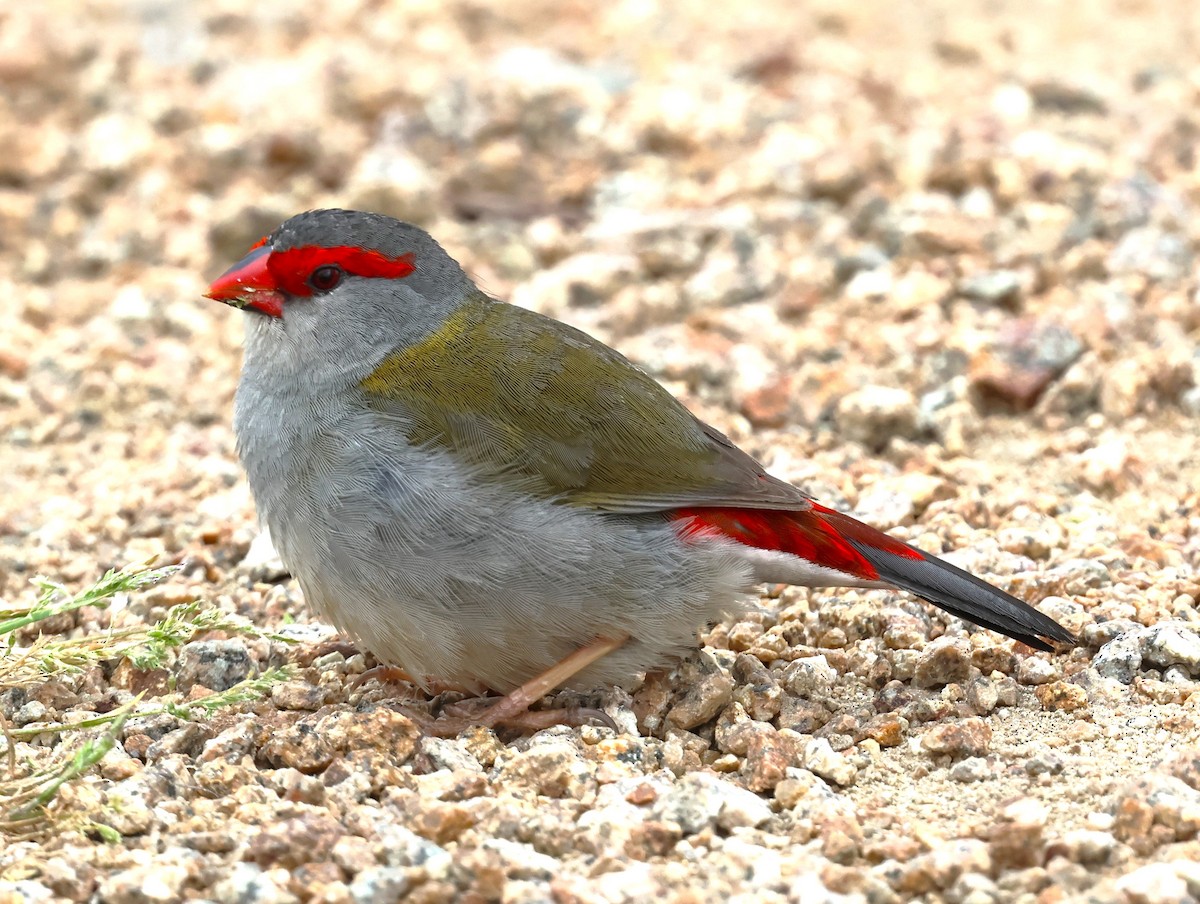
677,504 -> 1077,652
843,530 -> 1076,652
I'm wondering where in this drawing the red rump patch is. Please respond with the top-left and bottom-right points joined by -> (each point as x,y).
674,502 -> 923,582
267,246 -> 416,297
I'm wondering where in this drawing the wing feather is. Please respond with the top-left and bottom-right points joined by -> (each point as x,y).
360,294 -> 810,513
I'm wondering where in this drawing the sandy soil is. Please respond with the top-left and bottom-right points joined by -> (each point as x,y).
1,1 -> 1199,901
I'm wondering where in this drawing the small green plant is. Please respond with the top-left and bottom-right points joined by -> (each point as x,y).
0,563 -> 293,837
0,704 -> 133,835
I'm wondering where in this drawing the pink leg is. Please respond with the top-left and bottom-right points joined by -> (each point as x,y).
410,635 -> 628,737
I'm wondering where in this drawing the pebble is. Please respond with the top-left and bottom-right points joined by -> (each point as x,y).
259,706 -> 420,774
969,321 -> 1084,410
82,112 -> 154,178
892,267 -> 952,315
958,269 -> 1022,306
1115,862 -> 1193,904
348,867 -> 411,904
211,864 -> 299,904
1143,622 -> 1200,675
1107,227 -> 1193,282
1095,622 -> 1200,684
145,723 -> 209,761
1056,829 -> 1116,865
1028,77 -> 1109,114
948,756 -> 992,783
245,814 -> 344,869
715,783 -> 775,830
1024,750 -> 1066,777
176,639 -> 254,692
270,680 -> 329,711
0,881 -> 54,902
897,839 -> 992,894
1079,435 -> 1135,492
776,695 -> 831,734
731,651 -> 783,720
804,738 -> 858,787
239,531 -> 291,582
988,798 -> 1048,871
782,655 -> 837,696
859,713 -> 907,747
1111,775 -> 1200,854
833,245 -> 889,284
13,699 -> 48,726
1041,558 -> 1112,593
682,232 -> 781,309
966,677 -> 999,714
995,514 -> 1064,560
834,385 -> 922,450
98,856 -> 196,903
744,727 -> 806,792
920,717 -> 992,758
345,146 -> 440,227
666,651 -> 735,730
883,613 -> 932,651
653,772 -> 772,835
1167,749 -> 1200,793
1015,656 -> 1057,686
375,823 -> 453,874
854,473 -> 951,529
913,636 -> 973,688
844,266 -> 893,301
498,737 -> 597,800
520,251 -> 641,315
1034,681 -> 1089,712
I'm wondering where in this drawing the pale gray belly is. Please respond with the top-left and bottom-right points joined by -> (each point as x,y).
240,408 -> 756,692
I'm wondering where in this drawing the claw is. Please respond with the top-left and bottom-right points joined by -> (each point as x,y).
387,635 -> 629,738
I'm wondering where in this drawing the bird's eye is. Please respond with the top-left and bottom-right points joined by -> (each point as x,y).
309,265 -> 342,293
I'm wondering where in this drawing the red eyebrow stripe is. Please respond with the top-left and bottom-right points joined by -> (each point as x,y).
267,245 -> 416,296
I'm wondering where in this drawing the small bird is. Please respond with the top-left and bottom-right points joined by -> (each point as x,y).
207,208 -> 1074,732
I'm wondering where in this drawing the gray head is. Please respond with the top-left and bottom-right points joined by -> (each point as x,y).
206,209 -> 479,386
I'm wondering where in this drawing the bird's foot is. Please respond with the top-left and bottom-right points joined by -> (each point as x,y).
400,696 -> 616,738
353,667 -> 483,698
352,664 -> 416,689
397,634 -> 629,738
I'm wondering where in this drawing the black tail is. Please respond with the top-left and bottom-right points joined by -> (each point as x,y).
848,540 -> 1077,652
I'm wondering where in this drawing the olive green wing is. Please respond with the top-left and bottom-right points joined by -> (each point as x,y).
360,293 -> 811,514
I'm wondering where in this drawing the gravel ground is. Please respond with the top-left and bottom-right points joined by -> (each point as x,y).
2,1 -> 1200,901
